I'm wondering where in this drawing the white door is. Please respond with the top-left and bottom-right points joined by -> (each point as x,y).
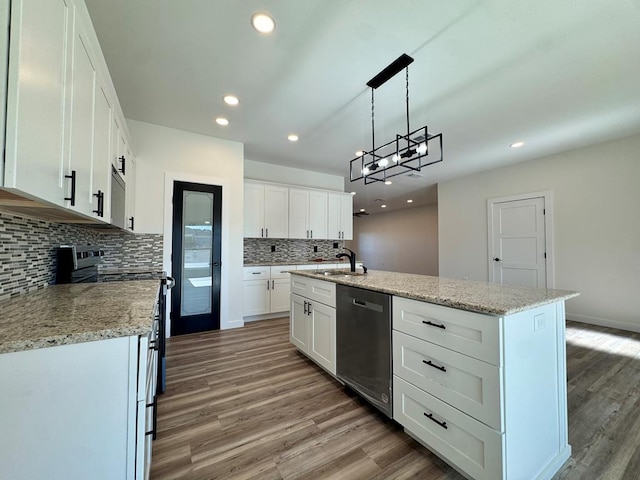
339,194 -> 353,240
92,84 -> 112,221
243,182 -> 265,238
490,197 -> 546,288
263,185 -> 289,238
308,190 -> 328,239
288,188 -> 309,239
270,278 -> 291,313
308,302 -> 336,375
242,279 -> 270,316
327,193 -> 341,240
289,294 -> 309,351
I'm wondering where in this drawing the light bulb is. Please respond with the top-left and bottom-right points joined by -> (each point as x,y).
378,158 -> 389,168
417,143 -> 427,154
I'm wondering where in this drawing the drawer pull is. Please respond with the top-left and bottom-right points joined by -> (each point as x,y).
252,272 -> 261,275
424,412 -> 448,429
422,319 -> 446,330
423,359 -> 447,372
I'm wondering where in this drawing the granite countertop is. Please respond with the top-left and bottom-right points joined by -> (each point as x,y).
98,267 -> 165,274
0,280 -> 160,354
291,269 -> 579,316
244,259 -> 351,266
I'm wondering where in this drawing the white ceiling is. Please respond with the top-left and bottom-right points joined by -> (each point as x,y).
84,0 -> 640,213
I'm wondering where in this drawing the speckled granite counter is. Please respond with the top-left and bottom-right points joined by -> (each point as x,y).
0,280 -> 159,354
98,267 -> 165,282
291,269 -> 579,315
244,260 -> 351,266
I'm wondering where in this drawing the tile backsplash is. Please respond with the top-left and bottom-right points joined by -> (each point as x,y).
244,238 -> 345,264
0,212 -> 163,301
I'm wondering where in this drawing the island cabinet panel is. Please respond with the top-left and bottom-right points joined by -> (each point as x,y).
393,297 -> 502,367
393,298 -> 570,480
394,376 -> 504,480
0,336 -> 145,480
393,330 -> 503,431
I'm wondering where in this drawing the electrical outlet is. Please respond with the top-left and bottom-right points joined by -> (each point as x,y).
271,245 -> 276,252
313,246 -> 318,253
534,314 -> 546,332
333,243 -> 339,248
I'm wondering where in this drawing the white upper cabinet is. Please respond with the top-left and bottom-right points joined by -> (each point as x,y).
3,0 -> 73,206
327,192 -> 353,240
125,154 -> 136,231
289,188 -> 327,239
244,181 -> 288,238
92,83 -> 112,221
66,22 -> 97,217
2,0 -> 133,227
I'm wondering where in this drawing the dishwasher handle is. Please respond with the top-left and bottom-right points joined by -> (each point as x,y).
351,298 -> 383,313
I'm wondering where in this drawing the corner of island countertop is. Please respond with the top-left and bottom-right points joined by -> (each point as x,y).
290,269 -> 579,316
0,280 -> 160,355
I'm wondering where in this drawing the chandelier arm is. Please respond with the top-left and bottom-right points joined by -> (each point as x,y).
406,67 -> 410,149
371,88 -> 375,160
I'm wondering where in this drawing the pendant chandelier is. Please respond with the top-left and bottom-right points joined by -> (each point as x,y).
350,54 -> 443,184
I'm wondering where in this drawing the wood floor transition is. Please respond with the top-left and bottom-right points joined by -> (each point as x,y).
150,318 -> 640,480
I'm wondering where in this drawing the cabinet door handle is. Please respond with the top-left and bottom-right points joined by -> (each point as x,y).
119,155 -> 126,175
306,230 -> 309,239
423,412 -> 448,429
303,301 -> 308,315
272,280 -> 275,289
93,190 -> 102,216
307,302 -> 312,315
265,228 -> 268,238
261,228 -> 264,238
422,319 -> 446,330
129,216 -> 135,230
310,230 -> 313,239
422,359 -> 447,373
65,170 -> 76,206
267,280 -> 270,290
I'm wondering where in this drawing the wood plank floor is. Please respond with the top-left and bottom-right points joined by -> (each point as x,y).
151,318 -> 640,480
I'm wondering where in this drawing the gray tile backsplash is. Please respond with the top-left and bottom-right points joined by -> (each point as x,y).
244,238 -> 344,264
0,212 -> 162,301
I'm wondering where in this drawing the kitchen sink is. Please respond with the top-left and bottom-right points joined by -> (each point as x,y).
320,270 -> 366,277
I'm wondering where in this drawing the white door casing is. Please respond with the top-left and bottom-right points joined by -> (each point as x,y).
488,192 -> 554,288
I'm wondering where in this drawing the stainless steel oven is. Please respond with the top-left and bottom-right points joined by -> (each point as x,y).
56,245 -> 104,283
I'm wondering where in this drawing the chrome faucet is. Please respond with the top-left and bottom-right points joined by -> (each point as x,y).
336,248 -> 357,272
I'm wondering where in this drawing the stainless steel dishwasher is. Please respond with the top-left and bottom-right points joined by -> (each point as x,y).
336,284 -> 393,417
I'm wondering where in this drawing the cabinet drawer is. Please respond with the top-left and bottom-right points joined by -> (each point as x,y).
393,297 -> 502,366
270,265 -> 296,279
243,266 -> 270,280
394,376 -> 504,480
290,275 -> 336,308
296,264 -> 319,271
393,330 -> 502,431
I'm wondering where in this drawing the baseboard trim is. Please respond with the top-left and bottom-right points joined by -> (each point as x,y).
566,313 -> 640,333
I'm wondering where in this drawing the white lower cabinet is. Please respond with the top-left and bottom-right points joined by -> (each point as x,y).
289,275 -> 336,375
243,266 -> 295,316
0,334 -> 152,480
392,297 -> 570,480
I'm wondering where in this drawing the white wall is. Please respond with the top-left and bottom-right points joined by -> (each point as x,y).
128,120 -> 244,330
349,204 -> 439,275
438,133 -> 640,331
245,158 -> 344,191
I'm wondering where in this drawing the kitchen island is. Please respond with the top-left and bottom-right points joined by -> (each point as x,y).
290,269 -> 579,480
0,280 -> 160,480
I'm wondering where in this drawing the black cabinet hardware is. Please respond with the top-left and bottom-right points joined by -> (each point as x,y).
267,280 -> 270,290
307,302 -> 312,315
423,359 -> 447,372
422,319 -> 446,330
93,190 -> 104,217
118,155 -> 126,175
129,216 -> 134,230
64,170 -> 76,206
303,301 -> 308,315
423,412 -> 448,429
494,257 -> 501,262
213,262 -> 221,267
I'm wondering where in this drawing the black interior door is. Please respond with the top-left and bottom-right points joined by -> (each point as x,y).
170,181 -> 222,335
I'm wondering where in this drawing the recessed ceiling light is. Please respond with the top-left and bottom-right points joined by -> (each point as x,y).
407,199 -> 413,203
381,204 -> 387,208
223,95 -> 239,106
355,151 -> 364,157
215,117 -> 229,126
359,208 -> 365,212
350,191 -> 356,195
251,12 -> 275,34
510,141 -> 525,148
288,134 -> 299,142
384,180 -> 392,185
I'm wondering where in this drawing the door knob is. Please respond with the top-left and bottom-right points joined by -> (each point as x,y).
494,258 -> 501,262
